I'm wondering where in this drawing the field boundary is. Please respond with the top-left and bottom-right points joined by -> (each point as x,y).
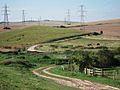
42,32 -> 96,43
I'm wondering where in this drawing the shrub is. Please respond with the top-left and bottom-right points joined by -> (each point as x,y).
97,49 -> 115,68
100,31 -> 103,34
3,27 -> 11,29
92,32 -> 100,35
43,55 -> 51,59
60,25 -> 66,28
71,51 -> 92,72
95,46 -> 108,49
50,45 -> 58,48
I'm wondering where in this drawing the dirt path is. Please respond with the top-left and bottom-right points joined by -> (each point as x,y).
27,44 -> 45,53
27,45 -> 39,52
29,44 -> 120,90
32,66 -> 120,90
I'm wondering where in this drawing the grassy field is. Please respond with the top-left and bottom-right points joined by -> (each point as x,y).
60,38 -> 120,48
36,38 -> 120,53
0,25 -> 119,52
0,25 -> 120,90
50,66 -> 120,88
0,53 -> 79,90
0,26 -> 86,49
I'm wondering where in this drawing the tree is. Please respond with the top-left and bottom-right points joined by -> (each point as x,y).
71,51 -> 92,72
89,51 -> 99,67
97,49 -> 115,68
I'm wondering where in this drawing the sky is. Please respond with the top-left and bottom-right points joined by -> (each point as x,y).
0,0 -> 120,22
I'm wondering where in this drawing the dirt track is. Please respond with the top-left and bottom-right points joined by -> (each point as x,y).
28,42 -> 120,90
32,67 -> 120,90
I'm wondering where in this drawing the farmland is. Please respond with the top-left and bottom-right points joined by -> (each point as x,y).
0,25 -> 86,50
36,38 -> 120,53
0,0 -> 120,89
0,20 -> 120,90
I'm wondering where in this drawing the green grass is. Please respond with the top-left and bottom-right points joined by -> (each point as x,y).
36,38 -> 120,53
50,66 -> 120,88
60,38 -> 120,47
0,53 -> 79,90
0,66 -> 79,90
0,26 -> 85,49
0,25 -> 120,89
0,25 -> 119,51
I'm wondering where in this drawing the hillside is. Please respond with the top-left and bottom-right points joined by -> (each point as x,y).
0,26 -> 86,49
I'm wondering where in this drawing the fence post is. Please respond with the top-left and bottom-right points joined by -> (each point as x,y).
84,68 -> 87,74
93,68 -> 95,76
101,68 -> 103,77
112,70 -> 115,80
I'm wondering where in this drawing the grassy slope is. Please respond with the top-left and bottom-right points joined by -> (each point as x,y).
59,38 -> 120,48
51,67 -> 120,88
0,66 -> 79,90
36,38 -> 120,53
0,25 -> 120,90
0,53 -> 78,90
0,26 -> 85,48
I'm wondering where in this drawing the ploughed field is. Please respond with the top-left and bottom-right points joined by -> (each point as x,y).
72,23 -> 120,37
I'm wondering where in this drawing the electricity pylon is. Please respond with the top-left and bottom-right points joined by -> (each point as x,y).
3,4 -> 10,29
38,17 -> 41,25
22,10 -> 25,24
79,5 -> 86,30
66,9 -> 71,25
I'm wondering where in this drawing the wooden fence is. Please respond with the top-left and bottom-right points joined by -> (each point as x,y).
84,68 -> 119,80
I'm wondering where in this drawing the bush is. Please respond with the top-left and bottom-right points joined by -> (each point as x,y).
3,27 -> 11,29
71,51 -> 92,72
43,55 -> 51,59
17,56 -> 25,59
97,49 -> 115,68
92,32 -> 100,35
100,31 -> 103,34
50,45 -> 58,48
60,25 -> 66,28
65,48 -> 120,72
0,60 -> 35,68
61,46 -> 69,48
114,55 -> 120,66
95,46 -> 108,49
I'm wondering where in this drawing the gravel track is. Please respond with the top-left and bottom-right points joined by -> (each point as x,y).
32,67 -> 120,90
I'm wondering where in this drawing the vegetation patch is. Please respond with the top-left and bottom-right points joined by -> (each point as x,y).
0,52 -> 78,90
50,66 -> 120,88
